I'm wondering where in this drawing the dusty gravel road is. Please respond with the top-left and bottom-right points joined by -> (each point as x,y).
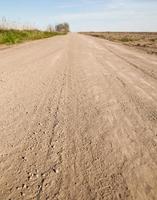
0,33 -> 157,200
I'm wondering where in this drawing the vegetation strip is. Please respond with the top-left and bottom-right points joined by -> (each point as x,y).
81,32 -> 157,55
0,29 -> 66,45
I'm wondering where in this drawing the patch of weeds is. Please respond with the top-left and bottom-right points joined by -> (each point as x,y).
0,29 -> 66,45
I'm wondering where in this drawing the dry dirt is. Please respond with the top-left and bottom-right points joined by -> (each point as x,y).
82,32 -> 157,55
0,33 -> 157,200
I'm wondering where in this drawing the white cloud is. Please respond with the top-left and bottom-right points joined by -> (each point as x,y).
53,9 -> 138,22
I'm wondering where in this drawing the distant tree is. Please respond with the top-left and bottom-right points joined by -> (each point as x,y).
47,24 -> 54,32
55,23 -> 70,33
63,23 -> 70,32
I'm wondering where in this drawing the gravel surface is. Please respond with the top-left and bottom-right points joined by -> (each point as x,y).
0,33 -> 157,200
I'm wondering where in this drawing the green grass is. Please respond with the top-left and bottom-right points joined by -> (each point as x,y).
0,29 -> 65,45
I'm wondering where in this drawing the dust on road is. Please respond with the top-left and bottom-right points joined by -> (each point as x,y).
0,33 -> 157,200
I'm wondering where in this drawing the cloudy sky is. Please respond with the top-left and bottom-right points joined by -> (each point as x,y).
0,0 -> 157,31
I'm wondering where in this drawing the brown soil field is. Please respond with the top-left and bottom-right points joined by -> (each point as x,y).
81,32 -> 157,55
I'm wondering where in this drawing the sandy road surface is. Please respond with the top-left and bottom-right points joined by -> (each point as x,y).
0,33 -> 157,200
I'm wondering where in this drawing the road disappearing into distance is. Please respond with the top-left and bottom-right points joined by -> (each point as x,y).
0,33 -> 157,200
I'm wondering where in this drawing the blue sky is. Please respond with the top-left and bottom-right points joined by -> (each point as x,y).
0,0 -> 157,31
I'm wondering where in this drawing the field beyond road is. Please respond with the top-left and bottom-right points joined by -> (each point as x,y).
82,32 -> 157,55
0,33 -> 157,200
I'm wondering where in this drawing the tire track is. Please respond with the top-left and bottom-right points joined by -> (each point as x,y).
36,65 -> 67,200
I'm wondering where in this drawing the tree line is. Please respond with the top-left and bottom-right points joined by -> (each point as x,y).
47,23 -> 70,33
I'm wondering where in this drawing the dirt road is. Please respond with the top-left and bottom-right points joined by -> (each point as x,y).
0,33 -> 157,200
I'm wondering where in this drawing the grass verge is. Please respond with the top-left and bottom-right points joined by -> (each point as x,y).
81,32 -> 157,55
0,29 -> 65,45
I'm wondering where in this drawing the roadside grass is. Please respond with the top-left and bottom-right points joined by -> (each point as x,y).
0,29 -> 65,45
81,32 -> 157,55
119,37 -> 134,42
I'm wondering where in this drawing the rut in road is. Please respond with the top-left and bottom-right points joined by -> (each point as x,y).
0,33 -> 157,200
36,64 -> 68,200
